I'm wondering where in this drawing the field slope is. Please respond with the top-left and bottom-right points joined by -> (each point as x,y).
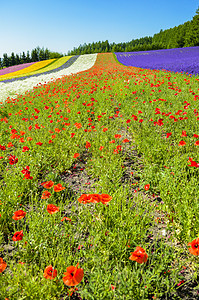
0,52 -> 199,300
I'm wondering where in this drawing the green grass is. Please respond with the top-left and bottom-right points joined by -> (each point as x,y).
0,53 -> 198,299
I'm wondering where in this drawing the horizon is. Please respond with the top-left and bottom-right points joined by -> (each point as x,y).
0,0 -> 198,58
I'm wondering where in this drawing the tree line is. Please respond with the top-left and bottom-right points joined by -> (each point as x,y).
68,7 -> 199,55
0,47 -> 64,69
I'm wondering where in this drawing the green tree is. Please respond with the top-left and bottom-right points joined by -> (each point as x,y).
31,48 -> 39,62
44,48 -> 50,60
10,52 -> 16,66
26,51 -> 31,63
39,48 -> 45,61
21,52 -> 27,64
184,8 -> 199,46
15,54 -> 21,65
3,53 -> 9,68
49,51 -> 63,59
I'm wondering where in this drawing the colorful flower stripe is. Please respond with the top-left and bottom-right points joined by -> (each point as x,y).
0,56 -> 79,84
0,54 -> 97,104
0,62 -> 36,76
0,59 -> 55,80
115,46 -> 199,75
31,56 -> 72,75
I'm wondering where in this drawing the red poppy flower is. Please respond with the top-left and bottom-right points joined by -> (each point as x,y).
22,146 -> 30,152
21,166 -> 30,175
166,132 -> 172,138
188,238 -> 199,256
12,210 -> 26,220
74,123 -> 82,129
41,180 -> 54,189
122,139 -> 129,143
144,184 -> 150,191
54,183 -> 65,192
78,194 -> 93,204
129,246 -> 148,264
47,204 -> 59,214
85,141 -> 91,148
8,155 -> 18,165
36,142 -> 43,146
103,127 -> 108,132
111,284 -> 116,291
91,194 -> 101,203
11,129 -> 17,134
55,128 -> 61,133
21,166 -> 33,179
34,108 -> 40,114
61,217 -> 72,222
7,142 -> 14,148
63,263 -> 84,286
19,137 -> 25,143
194,141 -> 199,146
181,130 -> 187,137
12,230 -> 23,241
100,194 -> 112,204
43,265 -> 57,280
0,257 -> 7,273
177,280 -> 185,286
178,140 -> 186,146
114,134 -> 122,139
73,153 -> 80,158
41,190 -> 51,199
116,145 -> 122,151
35,124 -> 40,129
188,158 -> 199,168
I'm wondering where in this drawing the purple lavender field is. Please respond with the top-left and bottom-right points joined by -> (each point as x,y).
115,47 -> 199,76
0,62 -> 35,76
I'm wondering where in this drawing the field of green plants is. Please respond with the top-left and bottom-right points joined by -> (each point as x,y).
0,52 -> 199,299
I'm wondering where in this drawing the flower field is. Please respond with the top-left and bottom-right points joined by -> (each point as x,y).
116,46 -> 199,76
0,59 -> 56,80
0,54 -> 96,103
0,62 -> 36,76
0,56 -> 78,82
0,52 -> 199,299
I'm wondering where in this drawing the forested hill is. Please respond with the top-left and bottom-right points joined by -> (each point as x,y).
68,7 -> 199,55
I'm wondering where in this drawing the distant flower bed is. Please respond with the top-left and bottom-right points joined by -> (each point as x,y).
0,62 -> 35,76
0,59 -> 55,80
115,46 -> 199,75
0,54 -> 97,103
31,56 -> 72,75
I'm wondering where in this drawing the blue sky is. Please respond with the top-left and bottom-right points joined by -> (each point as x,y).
0,0 -> 198,57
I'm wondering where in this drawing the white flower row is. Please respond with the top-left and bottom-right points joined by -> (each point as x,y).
0,54 -> 97,104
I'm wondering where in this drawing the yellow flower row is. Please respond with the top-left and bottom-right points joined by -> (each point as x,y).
0,59 -> 55,79
31,56 -> 73,75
